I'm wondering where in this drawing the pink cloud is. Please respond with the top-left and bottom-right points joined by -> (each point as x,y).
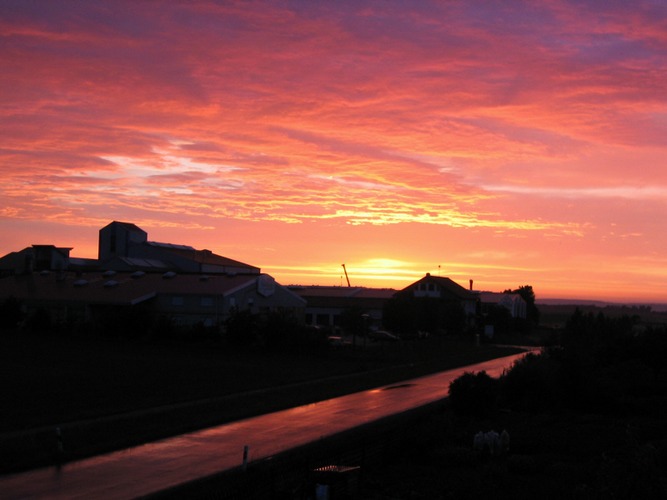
1,0 -> 666,300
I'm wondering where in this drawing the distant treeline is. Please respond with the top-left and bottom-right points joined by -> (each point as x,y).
538,303 -> 667,329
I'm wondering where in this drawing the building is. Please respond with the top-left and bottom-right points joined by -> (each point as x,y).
290,286 -> 396,331
98,221 -> 260,275
0,245 -> 73,277
478,291 -> 527,319
401,273 -> 478,316
289,275 -> 484,336
0,222 -> 304,331
0,270 -> 305,330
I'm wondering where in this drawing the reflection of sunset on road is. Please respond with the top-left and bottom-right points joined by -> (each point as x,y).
2,2 -> 666,302
0,353 -> 527,498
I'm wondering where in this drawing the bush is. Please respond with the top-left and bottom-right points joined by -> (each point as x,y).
448,370 -> 499,418
500,351 -> 563,412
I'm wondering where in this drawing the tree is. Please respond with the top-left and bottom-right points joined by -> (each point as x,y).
448,370 -> 499,417
504,285 -> 540,324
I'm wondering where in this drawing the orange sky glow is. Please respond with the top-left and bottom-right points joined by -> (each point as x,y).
1,1 -> 666,303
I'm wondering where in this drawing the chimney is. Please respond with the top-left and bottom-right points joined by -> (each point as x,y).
469,279 -> 473,291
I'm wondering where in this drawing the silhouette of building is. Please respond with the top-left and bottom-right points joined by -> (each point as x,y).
0,223 -> 530,335
0,245 -> 73,278
0,222 -> 303,331
290,285 -> 396,331
401,273 -> 478,316
478,291 -> 527,319
97,221 -> 260,275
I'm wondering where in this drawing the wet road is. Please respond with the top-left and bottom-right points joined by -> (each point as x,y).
0,352 -> 526,499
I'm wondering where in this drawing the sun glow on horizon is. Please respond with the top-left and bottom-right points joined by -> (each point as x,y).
1,1 -> 666,303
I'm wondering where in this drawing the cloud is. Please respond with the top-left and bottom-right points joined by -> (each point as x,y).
2,0 -> 667,299
481,184 -> 667,200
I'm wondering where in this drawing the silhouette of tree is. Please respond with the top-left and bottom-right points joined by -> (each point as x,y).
449,370 -> 499,417
504,285 -> 540,324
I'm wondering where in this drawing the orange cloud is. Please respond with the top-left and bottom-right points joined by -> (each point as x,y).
1,1 -> 666,302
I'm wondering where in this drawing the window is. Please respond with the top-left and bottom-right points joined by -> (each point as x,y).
171,296 -> 184,306
201,297 -> 213,307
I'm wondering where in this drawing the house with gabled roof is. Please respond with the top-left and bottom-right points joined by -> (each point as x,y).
401,273 -> 478,316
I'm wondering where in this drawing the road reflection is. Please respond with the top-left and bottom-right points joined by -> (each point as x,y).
0,351 -> 528,499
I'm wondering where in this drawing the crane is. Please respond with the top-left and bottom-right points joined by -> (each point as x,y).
341,264 -> 351,287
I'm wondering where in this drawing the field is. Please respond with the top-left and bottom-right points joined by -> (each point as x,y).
0,332 -> 521,473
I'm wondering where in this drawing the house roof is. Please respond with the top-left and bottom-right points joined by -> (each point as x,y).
0,245 -> 71,262
403,273 -> 476,300
147,241 -> 195,251
289,286 -> 396,309
102,221 -> 146,234
0,271 -> 267,307
478,291 -> 525,305
0,250 -> 25,267
107,256 -> 172,271
290,286 -> 396,299
160,246 -> 259,271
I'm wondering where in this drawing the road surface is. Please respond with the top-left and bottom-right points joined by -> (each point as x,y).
0,351 -> 526,499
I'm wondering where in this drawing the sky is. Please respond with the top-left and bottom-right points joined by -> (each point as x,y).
1,1 -> 666,303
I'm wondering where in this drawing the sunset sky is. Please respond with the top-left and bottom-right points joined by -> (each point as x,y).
1,1 -> 666,303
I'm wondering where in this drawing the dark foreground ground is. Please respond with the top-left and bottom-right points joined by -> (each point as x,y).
357,409 -> 667,499
3,331 -> 666,498
0,332 -> 520,474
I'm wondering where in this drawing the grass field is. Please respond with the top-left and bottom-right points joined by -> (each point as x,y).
0,332 -> 522,473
